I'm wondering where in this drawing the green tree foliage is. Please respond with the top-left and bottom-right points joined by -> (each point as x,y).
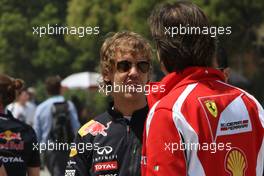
117,0 -> 161,38
194,0 -> 264,53
0,0 -> 37,82
194,0 -> 264,101
1,0 -> 264,101
66,0 -> 264,78
0,0 -> 74,84
66,0 -> 130,71
66,0 -> 166,79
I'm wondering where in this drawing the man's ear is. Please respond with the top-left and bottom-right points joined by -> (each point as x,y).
157,51 -> 169,75
103,70 -> 112,84
103,76 -> 110,83
223,67 -> 231,83
160,61 -> 169,75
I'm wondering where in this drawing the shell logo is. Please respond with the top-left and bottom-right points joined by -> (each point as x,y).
225,148 -> 247,176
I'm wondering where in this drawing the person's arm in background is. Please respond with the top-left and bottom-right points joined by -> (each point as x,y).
68,101 -> 80,134
33,106 -> 42,142
26,102 -> 37,126
27,167 -> 40,176
0,162 -> 7,176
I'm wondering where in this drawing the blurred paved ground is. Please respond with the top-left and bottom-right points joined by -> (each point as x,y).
40,167 -> 50,176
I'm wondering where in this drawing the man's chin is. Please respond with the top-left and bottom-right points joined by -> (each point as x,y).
123,92 -> 145,99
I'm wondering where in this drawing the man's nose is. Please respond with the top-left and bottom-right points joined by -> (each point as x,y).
128,64 -> 139,77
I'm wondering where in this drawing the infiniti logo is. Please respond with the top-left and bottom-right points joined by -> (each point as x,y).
97,146 -> 113,155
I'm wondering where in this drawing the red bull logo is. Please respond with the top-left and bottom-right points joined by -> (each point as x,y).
0,130 -> 21,141
85,121 -> 112,136
78,120 -> 112,137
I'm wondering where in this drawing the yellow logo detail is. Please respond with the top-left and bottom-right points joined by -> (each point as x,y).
226,149 -> 247,176
205,100 -> 218,118
78,120 -> 95,137
0,130 -> 21,141
69,148 -> 77,157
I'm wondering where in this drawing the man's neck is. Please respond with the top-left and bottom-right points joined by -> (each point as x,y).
113,97 -> 147,116
18,101 -> 26,106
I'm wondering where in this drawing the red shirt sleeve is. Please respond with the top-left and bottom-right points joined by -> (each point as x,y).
142,108 -> 187,176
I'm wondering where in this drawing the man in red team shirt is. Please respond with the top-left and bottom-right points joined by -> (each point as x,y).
141,1 -> 264,176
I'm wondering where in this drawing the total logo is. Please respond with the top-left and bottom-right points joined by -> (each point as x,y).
0,156 -> 24,163
94,161 -> 118,172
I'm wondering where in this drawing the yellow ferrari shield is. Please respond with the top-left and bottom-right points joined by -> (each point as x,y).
205,100 -> 218,118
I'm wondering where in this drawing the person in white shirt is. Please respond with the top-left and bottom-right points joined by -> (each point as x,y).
7,88 -> 36,126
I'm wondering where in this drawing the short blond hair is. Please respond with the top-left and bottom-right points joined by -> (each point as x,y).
100,31 -> 152,85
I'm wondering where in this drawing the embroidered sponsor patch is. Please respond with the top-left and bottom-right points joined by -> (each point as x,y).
78,120 -> 96,137
199,93 -> 252,141
216,96 -> 252,137
153,165 -> 159,171
94,161 -> 118,172
93,154 -> 118,163
0,156 -> 24,163
0,130 -> 24,150
65,169 -> 76,176
78,120 -> 111,137
225,148 -> 247,176
69,148 -> 78,157
96,146 -> 113,155
220,120 -> 249,131
0,130 -> 21,141
205,100 -> 218,118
